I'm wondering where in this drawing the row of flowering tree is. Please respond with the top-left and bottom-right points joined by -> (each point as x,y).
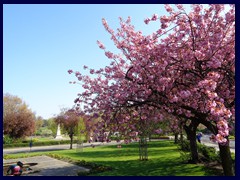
68,4 -> 235,175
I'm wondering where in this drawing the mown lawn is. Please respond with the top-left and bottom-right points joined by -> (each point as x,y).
4,140 -> 218,176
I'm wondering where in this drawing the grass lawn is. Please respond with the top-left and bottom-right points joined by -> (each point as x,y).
4,140 -> 218,176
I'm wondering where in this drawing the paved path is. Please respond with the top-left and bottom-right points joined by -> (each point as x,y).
3,155 -> 89,176
4,138 -> 235,154
201,141 -> 235,153
201,134 -> 235,153
3,141 -> 120,154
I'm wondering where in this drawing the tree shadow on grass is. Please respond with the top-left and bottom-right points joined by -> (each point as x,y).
87,158 -> 210,176
50,141 -> 219,176
56,150 -> 216,176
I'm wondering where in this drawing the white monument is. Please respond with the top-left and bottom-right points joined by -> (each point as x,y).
55,123 -> 63,140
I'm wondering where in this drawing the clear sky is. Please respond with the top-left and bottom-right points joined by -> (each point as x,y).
4,4 -> 217,119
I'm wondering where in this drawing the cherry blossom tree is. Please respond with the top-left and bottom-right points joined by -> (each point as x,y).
69,4 -> 235,175
55,109 -> 79,149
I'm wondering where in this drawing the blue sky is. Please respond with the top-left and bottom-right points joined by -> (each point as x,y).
3,4 -> 207,119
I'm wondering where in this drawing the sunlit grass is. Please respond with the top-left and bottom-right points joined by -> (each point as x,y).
4,140 -> 217,176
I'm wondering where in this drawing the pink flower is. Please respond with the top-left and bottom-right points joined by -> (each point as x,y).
160,15 -> 169,24
161,23 -> 168,29
154,129 -> 162,134
151,14 -> 158,21
176,4 -> 184,10
207,72 -> 220,81
165,4 -> 173,12
193,4 -> 202,13
170,95 -> 178,103
114,93 -> 121,98
179,90 -> 191,99
75,71 -> 80,76
215,134 -> 227,144
68,69 -> 73,74
105,51 -> 114,59
97,40 -> 105,49
144,18 -> 151,24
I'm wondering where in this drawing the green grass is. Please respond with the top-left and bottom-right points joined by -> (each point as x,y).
4,140 -> 217,176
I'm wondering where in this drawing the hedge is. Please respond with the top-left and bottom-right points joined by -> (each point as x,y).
3,139 -> 86,148
150,135 -> 170,139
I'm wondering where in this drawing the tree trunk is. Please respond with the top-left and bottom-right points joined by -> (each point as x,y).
149,134 -> 151,142
180,132 -> 183,143
139,137 -> 148,161
174,133 -> 179,144
188,130 -> 198,163
69,134 -> 73,149
184,121 -> 199,163
198,119 -> 234,176
180,124 -> 184,143
218,142 -> 234,176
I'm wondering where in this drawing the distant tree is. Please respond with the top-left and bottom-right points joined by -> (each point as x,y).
3,93 -> 36,139
46,118 -> 58,137
77,116 -> 87,142
35,116 -> 44,135
42,119 -> 49,127
39,127 -> 53,137
55,109 -> 79,149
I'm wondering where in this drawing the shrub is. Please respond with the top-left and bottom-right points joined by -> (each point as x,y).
3,135 -> 13,144
3,139 -> 85,148
109,136 -> 122,141
159,136 -> 170,139
179,151 -> 191,163
178,139 -> 190,152
197,144 -> 220,162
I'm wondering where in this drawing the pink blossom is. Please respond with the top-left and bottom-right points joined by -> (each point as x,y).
160,15 -> 169,24
161,23 -> 168,29
165,4 -> 173,12
105,51 -> 114,59
75,71 -> 80,76
170,95 -> 178,103
151,14 -> 158,21
176,4 -> 184,10
154,129 -> 162,134
179,90 -> 191,99
215,134 -> 227,145
144,18 -> 151,24
68,69 -> 73,74
193,4 -> 202,13
97,40 -> 105,49
207,71 -> 220,80
90,69 -> 95,74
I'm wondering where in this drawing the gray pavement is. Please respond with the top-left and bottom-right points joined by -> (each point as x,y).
3,155 -> 89,176
201,134 -> 235,153
3,138 -> 235,155
3,141 -> 120,154
201,141 -> 235,153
